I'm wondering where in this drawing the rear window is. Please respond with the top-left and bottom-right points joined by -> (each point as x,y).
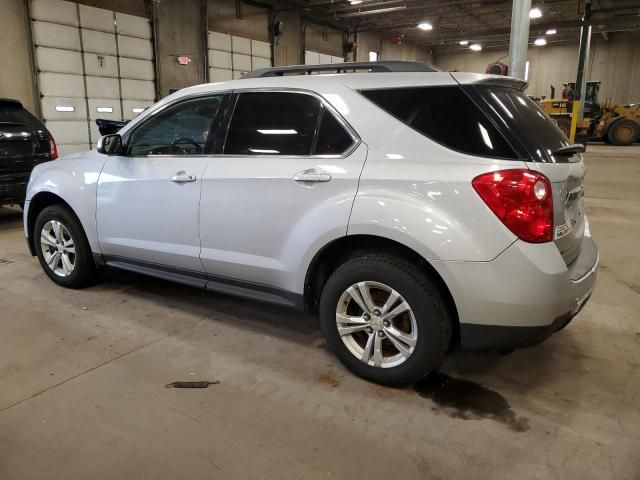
360,86 -> 517,159
0,102 -> 40,128
466,86 -> 570,163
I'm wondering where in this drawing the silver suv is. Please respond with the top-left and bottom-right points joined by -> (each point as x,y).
24,62 -> 598,386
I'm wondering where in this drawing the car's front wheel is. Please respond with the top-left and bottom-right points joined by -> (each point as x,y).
319,254 -> 452,387
34,205 -> 98,288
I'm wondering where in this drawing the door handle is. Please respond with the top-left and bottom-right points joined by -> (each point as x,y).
171,171 -> 196,183
293,169 -> 332,183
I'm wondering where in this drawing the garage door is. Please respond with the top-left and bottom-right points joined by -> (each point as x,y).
31,0 -> 156,156
208,31 -> 272,82
305,50 -> 345,65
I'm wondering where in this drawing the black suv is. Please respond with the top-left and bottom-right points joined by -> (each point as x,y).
0,99 -> 57,207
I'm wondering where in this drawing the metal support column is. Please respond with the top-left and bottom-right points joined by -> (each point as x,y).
575,1 -> 592,121
507,0 -> 532,81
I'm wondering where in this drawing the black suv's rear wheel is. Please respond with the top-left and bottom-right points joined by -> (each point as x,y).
34,205 -> 98,288
319,254 -> 452,387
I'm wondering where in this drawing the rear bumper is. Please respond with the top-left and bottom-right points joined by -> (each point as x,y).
436,234 -> 598,351
0,174 -> 28,203
459,293 -> 591,350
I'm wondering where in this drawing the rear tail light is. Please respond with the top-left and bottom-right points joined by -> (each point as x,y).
49,137 -> 58,160
472,169 -> 553,243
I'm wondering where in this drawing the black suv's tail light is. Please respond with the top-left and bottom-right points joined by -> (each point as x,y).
49,137 -> 58,160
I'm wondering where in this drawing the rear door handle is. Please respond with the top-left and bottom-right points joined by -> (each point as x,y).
293,169 -> 332,183
171,171 -> 196,183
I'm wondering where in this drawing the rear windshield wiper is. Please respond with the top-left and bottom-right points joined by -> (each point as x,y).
554,144 -> 586,156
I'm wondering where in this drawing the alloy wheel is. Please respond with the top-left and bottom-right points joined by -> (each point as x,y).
40,220 -> 76,278
336,281 -> 418,368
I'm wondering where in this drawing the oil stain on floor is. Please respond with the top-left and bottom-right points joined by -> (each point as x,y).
414,372 -> 530,432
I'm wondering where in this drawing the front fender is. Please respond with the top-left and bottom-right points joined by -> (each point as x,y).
25,150 -> 106,253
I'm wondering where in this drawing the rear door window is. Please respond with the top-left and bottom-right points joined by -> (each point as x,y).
224,92 -> 322,155
360,86 -> 517,159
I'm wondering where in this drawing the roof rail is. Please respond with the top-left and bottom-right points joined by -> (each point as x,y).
242,61 -> 441,79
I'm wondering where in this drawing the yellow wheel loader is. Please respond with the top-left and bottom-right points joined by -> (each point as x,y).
539,81 -> 640,146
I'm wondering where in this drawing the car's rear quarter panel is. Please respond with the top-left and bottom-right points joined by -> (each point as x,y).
344,88 -> 524,262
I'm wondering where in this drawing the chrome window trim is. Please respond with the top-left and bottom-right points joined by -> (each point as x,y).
121,87 -> 361,160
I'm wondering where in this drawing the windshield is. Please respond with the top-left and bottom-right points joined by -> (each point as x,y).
465,86 -> 572,163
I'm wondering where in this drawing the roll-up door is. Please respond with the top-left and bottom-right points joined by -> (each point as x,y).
208,31 -> 272,81
305,51 -> 345,65
30,0 -> 156,156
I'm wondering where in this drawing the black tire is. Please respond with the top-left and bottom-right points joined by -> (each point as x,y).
319,254 -> 452,387
608,118 -> 639,146
34,205 -> 98,288
602,133 -> 612,144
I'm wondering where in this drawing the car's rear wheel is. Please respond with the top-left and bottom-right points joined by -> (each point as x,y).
319,254 -> 452,386
34,205 -> 98,288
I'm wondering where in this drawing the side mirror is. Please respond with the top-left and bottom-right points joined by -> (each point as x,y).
97,134 -> 124,155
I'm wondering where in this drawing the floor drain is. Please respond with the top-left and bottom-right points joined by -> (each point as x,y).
0,258 -> 14,265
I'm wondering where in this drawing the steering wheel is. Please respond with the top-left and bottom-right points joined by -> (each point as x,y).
171,136 -> 202,154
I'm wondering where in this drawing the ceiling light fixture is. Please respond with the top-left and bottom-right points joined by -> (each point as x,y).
529,7 -> 542,18
459,40 -> 469,45
534,38 -> 547,46
349,0 -> 363,4
418,22 -> 433,31
546,28 -> 557,35
470,43 -> 482,51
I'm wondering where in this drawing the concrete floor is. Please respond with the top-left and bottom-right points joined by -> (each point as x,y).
0,144 -> 639,479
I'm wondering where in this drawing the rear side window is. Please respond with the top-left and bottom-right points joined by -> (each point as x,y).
225,92 -> 321,155
313,110 -> 354,155
466,86 -> 570,163
360,86 -> 517,159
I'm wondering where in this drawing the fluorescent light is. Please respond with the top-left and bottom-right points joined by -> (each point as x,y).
418,22 -> 433,31
349,0 -> 362,4
546,28 -> 557,35
96,107 -> 113,113
249,148 -> 279,154
132,108 -> 145,114
529,7 -> 542,18
55,105 -> 75,112
257,129 -> 297,135
469,43 -> 482,51
459,40 -> 469,45
534,38 -> 547,46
